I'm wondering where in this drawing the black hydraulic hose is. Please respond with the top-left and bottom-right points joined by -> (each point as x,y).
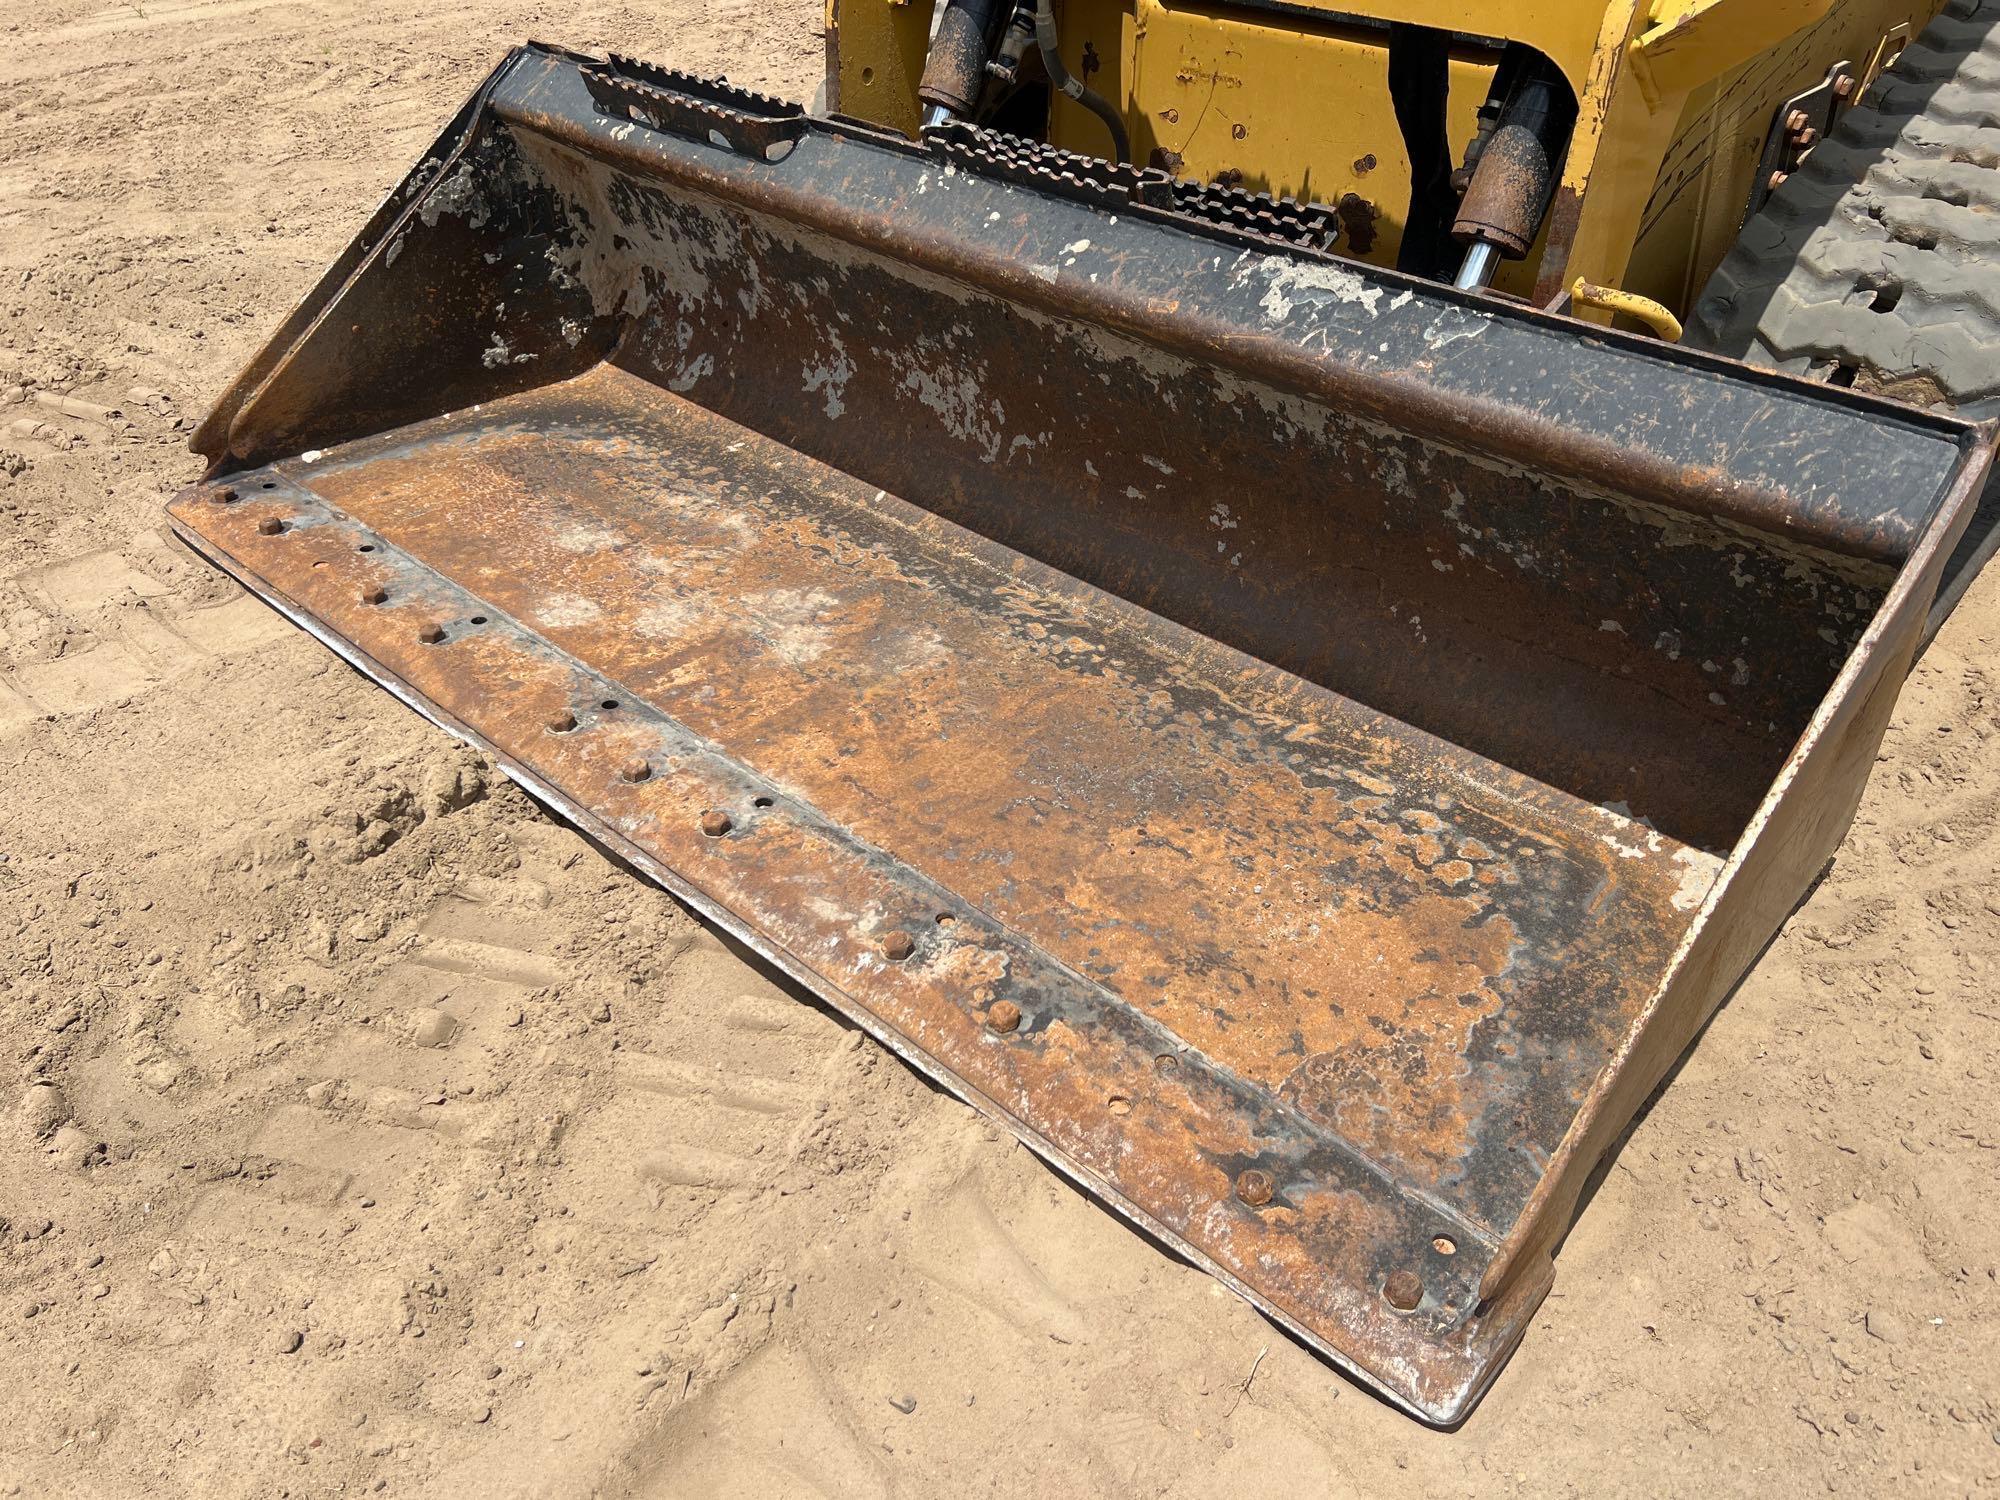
1386,23 -> 1459,280
1034,0 -> 1129,163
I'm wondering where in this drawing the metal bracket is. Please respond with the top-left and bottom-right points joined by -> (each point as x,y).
1743,60 -> 1855,222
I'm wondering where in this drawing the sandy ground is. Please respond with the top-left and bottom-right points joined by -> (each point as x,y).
1,2 -> 1998,1495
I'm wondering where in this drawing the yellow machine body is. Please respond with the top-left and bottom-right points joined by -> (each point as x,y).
826,0 -> 1947,316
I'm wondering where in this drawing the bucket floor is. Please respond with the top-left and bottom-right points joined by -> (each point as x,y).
169,361 -> 1713,1417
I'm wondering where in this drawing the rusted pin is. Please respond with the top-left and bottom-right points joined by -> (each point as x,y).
620,758 -> 652,784
361,586 -> 388,606
700,809 -> 733,837
418,623 -> 446,645
257,517 -> 285,536
881,930 -> 916,962
547,709 -> 578,733
984,999 -> 1022,1034
212,486 -> 238,504
1235,1168 -> 1274,1207
1834,71 -> 1856,98
1383,1269 -> 1425,1312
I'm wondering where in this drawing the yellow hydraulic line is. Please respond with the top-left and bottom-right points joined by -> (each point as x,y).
1571,277 -> 1684,341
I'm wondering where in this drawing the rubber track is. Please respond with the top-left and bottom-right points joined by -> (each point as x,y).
1688,0 -> 2000,625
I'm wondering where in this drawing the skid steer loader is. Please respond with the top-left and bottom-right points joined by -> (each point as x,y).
169,0 -> 1999,1424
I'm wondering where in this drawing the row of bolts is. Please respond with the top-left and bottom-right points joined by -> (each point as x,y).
222,485 -> 1032,1033
1767,70 -> 1856,193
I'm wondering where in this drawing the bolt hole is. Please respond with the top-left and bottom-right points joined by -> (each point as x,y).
357,543 -> 376,553
1154,1053 -> 1180,1074
753,796 -> 775,809
1107,1094 -> 1131,1116
861,65 -> 875,85
469,615 -> 488,625
934,912 -> 955,927
600,699 -> 620,711
1862,276 -> 1904,314
312,560 -> 328,570
260,480 -> 277,490
1432,1234 -> 1457,1256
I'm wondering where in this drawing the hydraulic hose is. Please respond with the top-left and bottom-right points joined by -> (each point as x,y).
1034,0 -> 1129,163
1386,23 -> 1459,280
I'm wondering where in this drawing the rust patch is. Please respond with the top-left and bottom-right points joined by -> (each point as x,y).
167,369 -> 1703,1420
272,369 -> 1701,1218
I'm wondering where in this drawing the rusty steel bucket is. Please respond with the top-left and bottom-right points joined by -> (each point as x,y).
169,46 -> 1992,1423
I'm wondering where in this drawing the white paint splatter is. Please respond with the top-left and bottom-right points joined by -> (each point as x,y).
482,337 -> 531,369
1421,311 -> 1486,350
415,164 -> 490,230
801,330 -> 855,419
1247,256 -> 1385,321
897,358 -> 1006,463
1670,847 -> 1723,911
668,353 -> 715,393
1592,801 -> 1667,860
